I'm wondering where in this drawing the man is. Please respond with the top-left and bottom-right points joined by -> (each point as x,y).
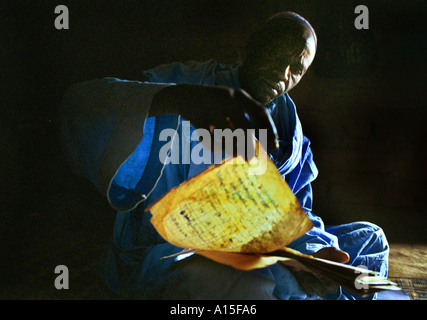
60,12 -> 389,299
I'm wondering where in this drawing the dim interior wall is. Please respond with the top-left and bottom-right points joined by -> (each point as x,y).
290,2 -> 426,242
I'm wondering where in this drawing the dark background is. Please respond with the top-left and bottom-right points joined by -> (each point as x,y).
1,0 -> 426,299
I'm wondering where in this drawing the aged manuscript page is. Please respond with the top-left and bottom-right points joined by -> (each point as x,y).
149,143 -> 313,253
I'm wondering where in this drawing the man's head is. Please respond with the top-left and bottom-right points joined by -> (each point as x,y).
239,12 -> 317,105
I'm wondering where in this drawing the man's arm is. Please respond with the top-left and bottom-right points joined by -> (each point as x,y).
60,78 -> 278,194
149,84 -> 279,151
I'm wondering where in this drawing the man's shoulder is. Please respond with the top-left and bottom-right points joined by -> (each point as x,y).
143,59 -> 242,85
143,59 -> 218,82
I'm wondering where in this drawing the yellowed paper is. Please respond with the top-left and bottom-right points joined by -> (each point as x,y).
196,249 -> 310,272
148,143 -> 313,253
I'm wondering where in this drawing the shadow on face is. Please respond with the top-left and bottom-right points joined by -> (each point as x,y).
239,12 -> 317,105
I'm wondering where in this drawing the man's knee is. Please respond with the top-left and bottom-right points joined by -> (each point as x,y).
355,221 -> 388,248
163,254 -> 276,299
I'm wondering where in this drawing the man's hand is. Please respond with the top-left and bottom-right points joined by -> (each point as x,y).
291,247 -> 350,297
149,84 -> 279,157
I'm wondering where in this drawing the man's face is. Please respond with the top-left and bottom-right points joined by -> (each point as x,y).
240,28 -> 316,105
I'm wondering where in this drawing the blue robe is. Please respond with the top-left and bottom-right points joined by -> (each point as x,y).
60,60 -> 389,299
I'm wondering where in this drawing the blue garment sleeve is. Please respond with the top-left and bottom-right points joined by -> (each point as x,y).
284,139 -> 340,255
59,77 -> 174,211
144,59 -> 220,85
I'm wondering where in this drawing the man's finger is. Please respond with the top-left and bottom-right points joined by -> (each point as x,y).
234,89 -> 279,150
313,247 -> 350,264
245,105 -> 279,150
